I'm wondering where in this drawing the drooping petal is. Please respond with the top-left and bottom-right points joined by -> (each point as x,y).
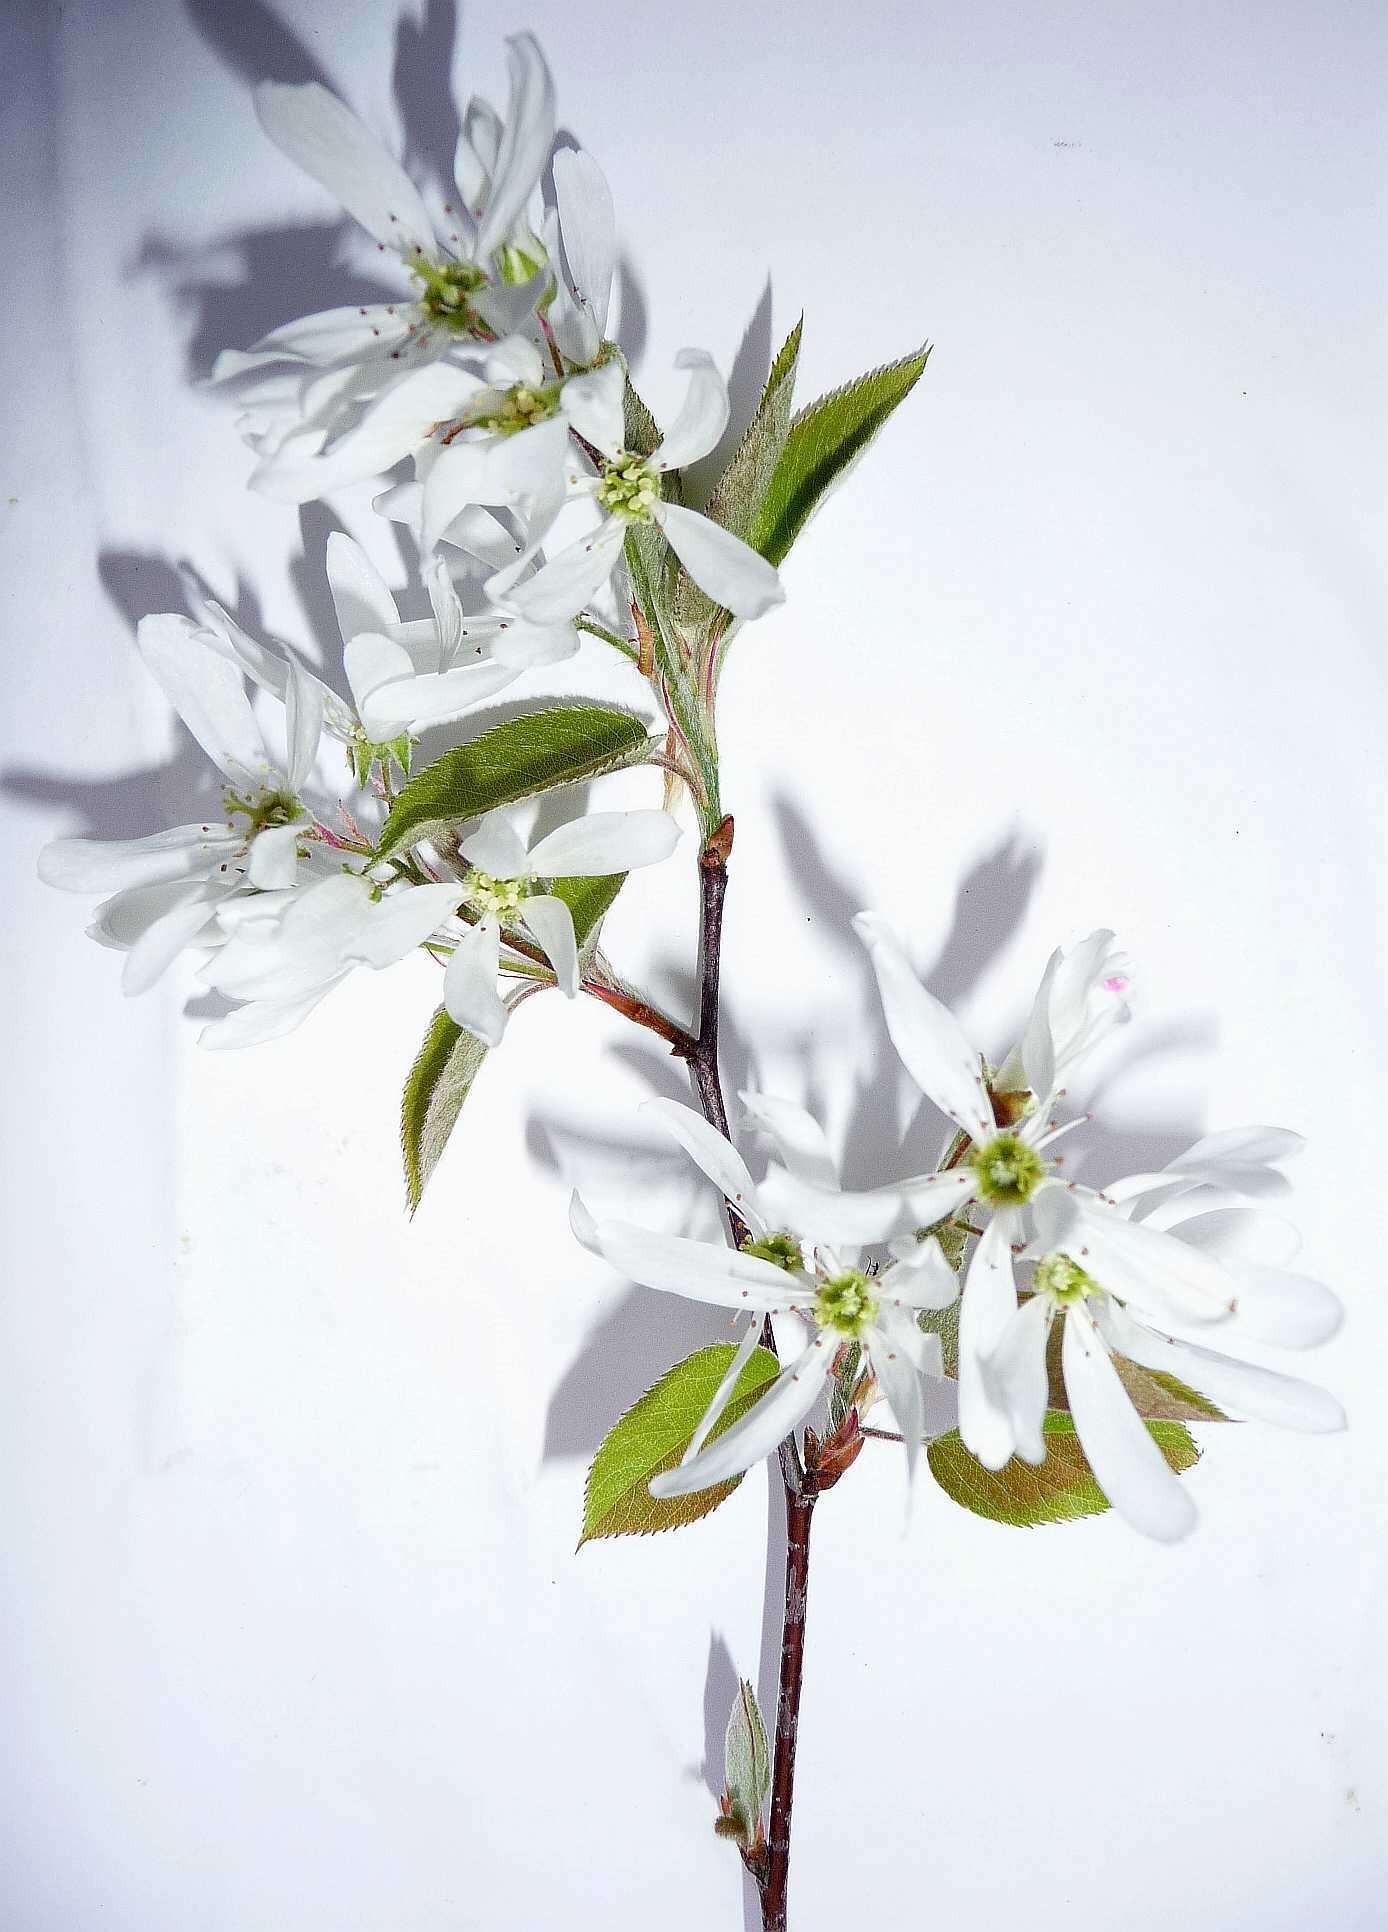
253,363 -> 483,503
957,1214 -> 1021,1470
983,1292 -> 1053,1465
866,1321 -> 927,1482
246,821 -> 304,891
1095,1300 -> 1346,1433
39,824 -> 235,894
255,81 -> 436,258
457,813 -> 531,879
443,916 -> 507,1045
474,33 -> 556,261
641,1097 -> 763,1226
210,305 -> 414,379
282,663 -> 324,792
519,892 -> 579,996
121,881 -> 234,995
502,514 -> 626,624
527,809 -> 679,879
651,349 -> 730,471
455,96 -> 501,212
738,1091 -> 838,1189
361,658 -> 521,737
557,359 -> 625,459
651,502 -> 785,621
326,530 -> 400,643
575,1213 -> 813,1313
353,883 -> 465,968
199,983 -> 342,1050
1039,1189 -> 1243,1327
87,878 -> 212,952
649,1337 -> 833,1498
1215,1264 -> 1344,1349
137,614 -> 269,786
1062,1302 -> 1197,1542
685,1317 -> 767,1466
853,912 -> 994,1144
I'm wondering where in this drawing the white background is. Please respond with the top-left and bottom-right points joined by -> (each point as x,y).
4,1 -> 1386,1926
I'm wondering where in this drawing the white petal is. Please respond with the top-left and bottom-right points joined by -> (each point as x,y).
39,824 -> 234,894
246,822 -> 303,891
557,360 -> 625,458
553,146 -> 615,336
1062,1303 -> 1197,1542
957,1215 -> 1021,1470
487,615 -> 578,670
519,892 -> 579,996
255,81 -> 436,258
853,912 -> 994,1144
1169,1126 -> 1304,1172
458,813 -> 531,879
503,515 -> 626,624
579,1217 -> 812,1313
87,877 -> 211,951
1142,1202 -> 1301,1265
1096,1300 -> 1345,1433
455,97 -> 501,211
474,33 -> 556,261
326,531 -> 399,643
649,1339 -> 832,1498
760,1164 -> 974,1246
344,630 -> 415,730
211,306 -> 415,380
199,984 -> 340,1050
685,1318 -> 766,1465
363,659 -> 521,737
354,883 -> 465,968
651,349 -> 730,471
984,1293 -> 1053,1465
641,1097 -> 763,1224
737,1092 -> 838,1189
422,416 -> 569,552
1218,1264 -> 1344,1348
138,614 -> 269,786
122,882 -> 232,995
651,502 -> 784,620
282,663 -> 324,792
253,364 -> 482,503
1043,1190 -> 1243,1327
866,1323 -> 926,1481
880,1237 -> 961,1311
443,916 -> 507,1045
483,335 -> 548,387
1018,948 -> 1058,1101
527,809 -> 680,878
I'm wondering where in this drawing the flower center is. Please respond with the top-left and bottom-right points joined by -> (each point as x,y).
813,1269 -> 879,1337
1033,1251 -> 1100,1307
596,451 -> 660,522
464,380 -> 562,437
740,1230 -> 804,1272
461,870 -> 529,920
224,787 -> 305,838
412,257 -> 488,334
968,1131 -> 1047,1207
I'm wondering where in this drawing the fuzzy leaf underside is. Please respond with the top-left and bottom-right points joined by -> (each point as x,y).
724,1679 -> 771,1845
376,706 -> 651,858
399,876 -> 621,1210
581,1343 -> 781,1544
926,1412 -> 1200,1528
748,347 -> 930,568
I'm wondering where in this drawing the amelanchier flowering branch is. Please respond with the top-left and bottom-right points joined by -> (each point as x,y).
40,30 -> 1346,1929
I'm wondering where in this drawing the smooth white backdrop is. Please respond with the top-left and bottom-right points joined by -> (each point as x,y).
4,1 -> 1386,1927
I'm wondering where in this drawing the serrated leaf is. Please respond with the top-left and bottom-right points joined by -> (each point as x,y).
376,706 -> 652,858
549,871 -> 625,963
724,1679 -> 770,1848
747,347 -> 930,569
622,370 -> 663,461
401,1007 -> 487,1214
926,1412 -> 1200,1528
1042,1319 -> 1227,1422
581,1343 -> 780,1544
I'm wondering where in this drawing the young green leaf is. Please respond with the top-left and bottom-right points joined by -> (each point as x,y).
401,1007 -> 487,1215
723,1679 -> 771,1850
926,1412 -> 1200,1528
580,1342 -> 781,1544
376,706 -> 655,859
748,347 -> 930,569
549,872 -> 625,964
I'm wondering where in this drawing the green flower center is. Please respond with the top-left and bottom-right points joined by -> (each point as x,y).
412,257 -> 488,334
968,1131 -> 1047,1207
813,1269 -> 879,1337
596,451 -> 660,522
1033,1251 -> 1100,1307
497,237 -> 547,286
464,380 -> 562,437
740,1230 -> 805,1272
224,787 -> 305,838
461,870 -> 529,920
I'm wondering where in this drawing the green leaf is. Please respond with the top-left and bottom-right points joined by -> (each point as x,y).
1042,1318 -> 1227,1423
376,706 -> 653,858
926,1412 -> 1200,1528
400,1007 -> 487,1215
748,346 -> 930,569
622,370 -> 663,461
580,1343 -> 781,1544
723,1679 -> 770,1849
549,871 -> 625,960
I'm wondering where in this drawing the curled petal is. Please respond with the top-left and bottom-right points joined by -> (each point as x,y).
652,349 -> 730,471
738,1091 -> 838,1189
474,33 -> 556,260
443,916 -> 507,1045
519,892 -> 579,997
641,1097 -> 763,1227
651,502 -> 784,620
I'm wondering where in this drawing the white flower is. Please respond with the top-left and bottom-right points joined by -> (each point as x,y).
212,37 -> 556,451
543,147 -> 616,368
443,807 -> 681,1045
495,355 -> 786,623
992,929 -> 1132,1096
39,614 -> 343,995
572,1096 -> 953,1498
982,1167 -> 1345,1541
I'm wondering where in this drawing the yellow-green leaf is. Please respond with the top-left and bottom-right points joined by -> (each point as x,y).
401,1007 -> 487,1215
926,1412 -> 1200,1528
581,1343 -> 780,1544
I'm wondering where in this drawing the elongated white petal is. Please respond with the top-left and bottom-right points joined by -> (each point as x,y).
650,1338 -> 832,1498
504,515 -> 625,624
246,822 -> 303,891
1169,1125 -> 1304,1172
528,809 -> 680,879
255,81 -> 436,257
484,335 -> 548,387
557,360 -> 625,458
455,96 -> 501,210
40,824 -> 234,894
1142,1201 -> 1301,1265
475,33 -> 556,260
580,1216 -> 812,1312
1096,1300 -> 1345,1432
254,364 -> 482,502
984,1293 -> 1053,1465
957,1215 -> 1020,1470
867,1321 -> 927,1481
1062,1303 -> 1197,1542
1218,1264 -> 1344,1348
138,615 -> 269,786
652,349 -> 730,471
344,630 -> 414,725
1041,1190 -> 1243,1327
122,883 -> 232,994
458,814 -> 530,879
363,659 -> 521,737
443,916 -> 507,1045
1018,948 -> 1058,1102
761,1164 -> 974,1245
283,664 -> 324,792
738,1091 -> 838,1189
651,502 -> 784,620
873,1299 -> 941,1376
355,883 -> 464,968
880,1237 -> 961,1311
422,416 -> 569,552
199,983 -> 341,1050
553,146 -> 615,337
487,615 -> 578,670
87,878 -> 209,951
641,1097 -> 763,1224
211,305 -> 414,379
853,912 -> 994,1144
685,1318 -> 766,1465
519,892 -> 579,996
326,530 -> 399,643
